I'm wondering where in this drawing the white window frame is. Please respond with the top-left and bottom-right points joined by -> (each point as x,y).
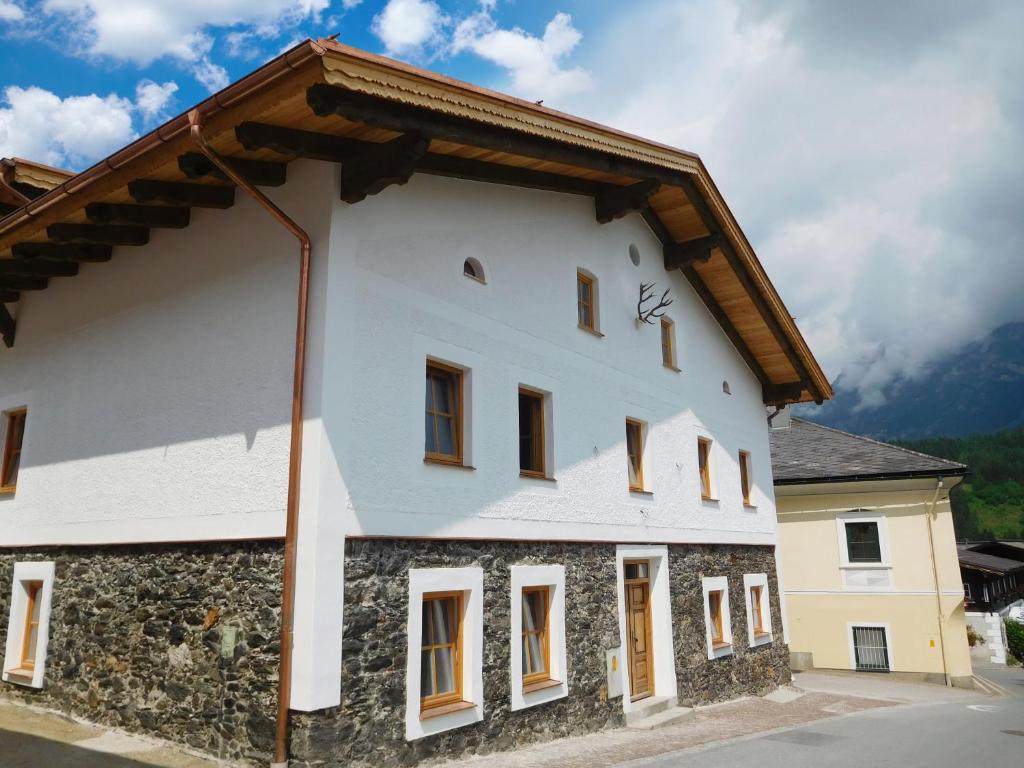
847,622 -> 894,672
702,576 -> 733,659
510,564 -> 567,711
743,573 -> 773,647
3,561 -> 55,689
405,567 -> 484,741
836,510 -> 891,568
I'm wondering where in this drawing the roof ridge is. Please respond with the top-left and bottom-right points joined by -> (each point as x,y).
790,417 -> 968,470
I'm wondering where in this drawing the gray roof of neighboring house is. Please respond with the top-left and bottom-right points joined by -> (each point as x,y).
958,546 -> 1024,575
769,418 -> 969,485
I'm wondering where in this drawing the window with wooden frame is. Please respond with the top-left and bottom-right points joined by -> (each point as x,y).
521,586 -> 551,687
750,584 -> 766,635
708,590 -> 726,647
698,438 -> 712,499
425,362 -> 463,465
518,388 -> 546,478
420,591 -> 464,712
576,270 -> 596,332
1,408 -> 26,493
625,419 -> 645,491
19,581 -> 42,672
739,450 -> 752,506
660,318 -> 676,368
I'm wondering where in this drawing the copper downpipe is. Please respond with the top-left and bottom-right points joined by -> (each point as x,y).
188,110 -> 309,767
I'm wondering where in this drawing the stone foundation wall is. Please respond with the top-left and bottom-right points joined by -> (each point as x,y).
667,544 -> 791,706
290,539 -> 789,768
289,539 -> 624,768
0,542 -> 284,765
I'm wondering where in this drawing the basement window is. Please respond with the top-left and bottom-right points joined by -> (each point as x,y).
702,576 -> 733,659
511,564 -> 567,710
2,561 -> 55,689
743,573 -> 772,646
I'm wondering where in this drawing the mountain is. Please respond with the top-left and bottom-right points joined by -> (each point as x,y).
798,321 -> 1024,440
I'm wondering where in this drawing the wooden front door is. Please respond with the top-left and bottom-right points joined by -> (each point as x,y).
624,560 -> 654,701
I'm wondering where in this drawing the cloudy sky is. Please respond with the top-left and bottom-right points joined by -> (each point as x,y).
1,0 -> 1021,407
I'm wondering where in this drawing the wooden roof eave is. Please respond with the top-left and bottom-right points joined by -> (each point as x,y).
0,38 -> 831,406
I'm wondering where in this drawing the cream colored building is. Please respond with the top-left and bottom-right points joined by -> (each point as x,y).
770,414 -> 974,686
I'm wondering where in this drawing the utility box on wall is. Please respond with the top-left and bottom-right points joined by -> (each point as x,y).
606,647 -> 623,699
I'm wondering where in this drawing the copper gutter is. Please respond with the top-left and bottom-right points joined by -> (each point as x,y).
0,39 -> 325,239
188,111 -> 309,768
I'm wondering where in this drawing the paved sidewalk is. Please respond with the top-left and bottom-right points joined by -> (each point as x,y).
0,699 -> 223,768
791,669 -> 986,704
439,686 -> 894,768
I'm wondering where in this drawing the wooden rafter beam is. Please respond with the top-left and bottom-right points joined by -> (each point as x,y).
11,242 -> 112,262
128,180 -> 235,209
675,176 -> 824,404
0,290 -> 19,303
86,203 -> 191,229
416,153 -> 607,196
641,208 -> 771,389
47,223 -> 150,246
0,304 -> 14,348
178,152 -> 287,188
664,235 -> 721,270
236,121 -> 367,162
0,259 -> 78,278
306,84 -> 688,186
763,382 -> 808,405
595,179 -> 659,224
340,131 -> 430,204
0,276 -> 48,291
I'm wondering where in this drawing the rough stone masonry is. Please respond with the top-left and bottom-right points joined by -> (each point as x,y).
1,539 -> 788,768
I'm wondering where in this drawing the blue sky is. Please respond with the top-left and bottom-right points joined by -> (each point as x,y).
2,1 -> 1023,406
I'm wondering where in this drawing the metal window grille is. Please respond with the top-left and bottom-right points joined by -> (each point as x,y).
852,626 -> 890,672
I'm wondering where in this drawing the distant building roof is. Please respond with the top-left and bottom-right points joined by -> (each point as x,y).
958,545 -> 1024,576
769,418 -> 968,485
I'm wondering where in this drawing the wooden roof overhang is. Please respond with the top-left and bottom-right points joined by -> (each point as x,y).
0,39 -> 831,405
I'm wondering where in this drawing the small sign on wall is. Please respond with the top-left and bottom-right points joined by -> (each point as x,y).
606,647 -> 623,699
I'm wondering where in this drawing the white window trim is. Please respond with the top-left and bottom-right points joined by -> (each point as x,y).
510,564 -> 567,711
614,544 -> 677,713
836,510 -> 891,567
847,622 -> 894,672
3,560 -> 55,689
405,567 -> 484,741
742,573 -> 773,647
702,575 -> 733,659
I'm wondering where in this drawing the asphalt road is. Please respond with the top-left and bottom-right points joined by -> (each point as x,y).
633,665 -> 1024,768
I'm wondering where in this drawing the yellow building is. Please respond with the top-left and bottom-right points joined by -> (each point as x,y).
770,414 -> 974,687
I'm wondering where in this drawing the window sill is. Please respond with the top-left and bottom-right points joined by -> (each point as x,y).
520,472 -> 556,482
839,563 -> 891,570
4,668 -> 34,681
424,458 -> 475,471
577,324 -> 605,338
0,486 -> 15,496
753,630 -> 772,640
743,503 -> 757,511
711,640 -> 732,651
419,700 -> 475,721
522,678 -> 562,695
629,488 -> 653,497
663,364 -> 681,373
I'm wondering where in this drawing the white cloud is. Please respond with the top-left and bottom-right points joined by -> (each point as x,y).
0,1 -> 24,22
371,0 -> 446,58
134,80 -> 178,122
37,1 -> 328,90
341,0 -> 362,8
0,85 -> 136,169
452,9 -> 591,102
563,0 -> 1024,405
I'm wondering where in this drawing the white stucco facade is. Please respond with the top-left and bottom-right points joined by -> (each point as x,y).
1,167 -> 784,711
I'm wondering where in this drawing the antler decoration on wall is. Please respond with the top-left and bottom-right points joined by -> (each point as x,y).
638,282 -> 673,324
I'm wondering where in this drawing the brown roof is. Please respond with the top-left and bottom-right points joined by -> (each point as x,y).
0,39 -> 831,404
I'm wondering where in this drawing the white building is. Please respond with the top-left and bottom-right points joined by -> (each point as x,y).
0,40 -> 831,767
